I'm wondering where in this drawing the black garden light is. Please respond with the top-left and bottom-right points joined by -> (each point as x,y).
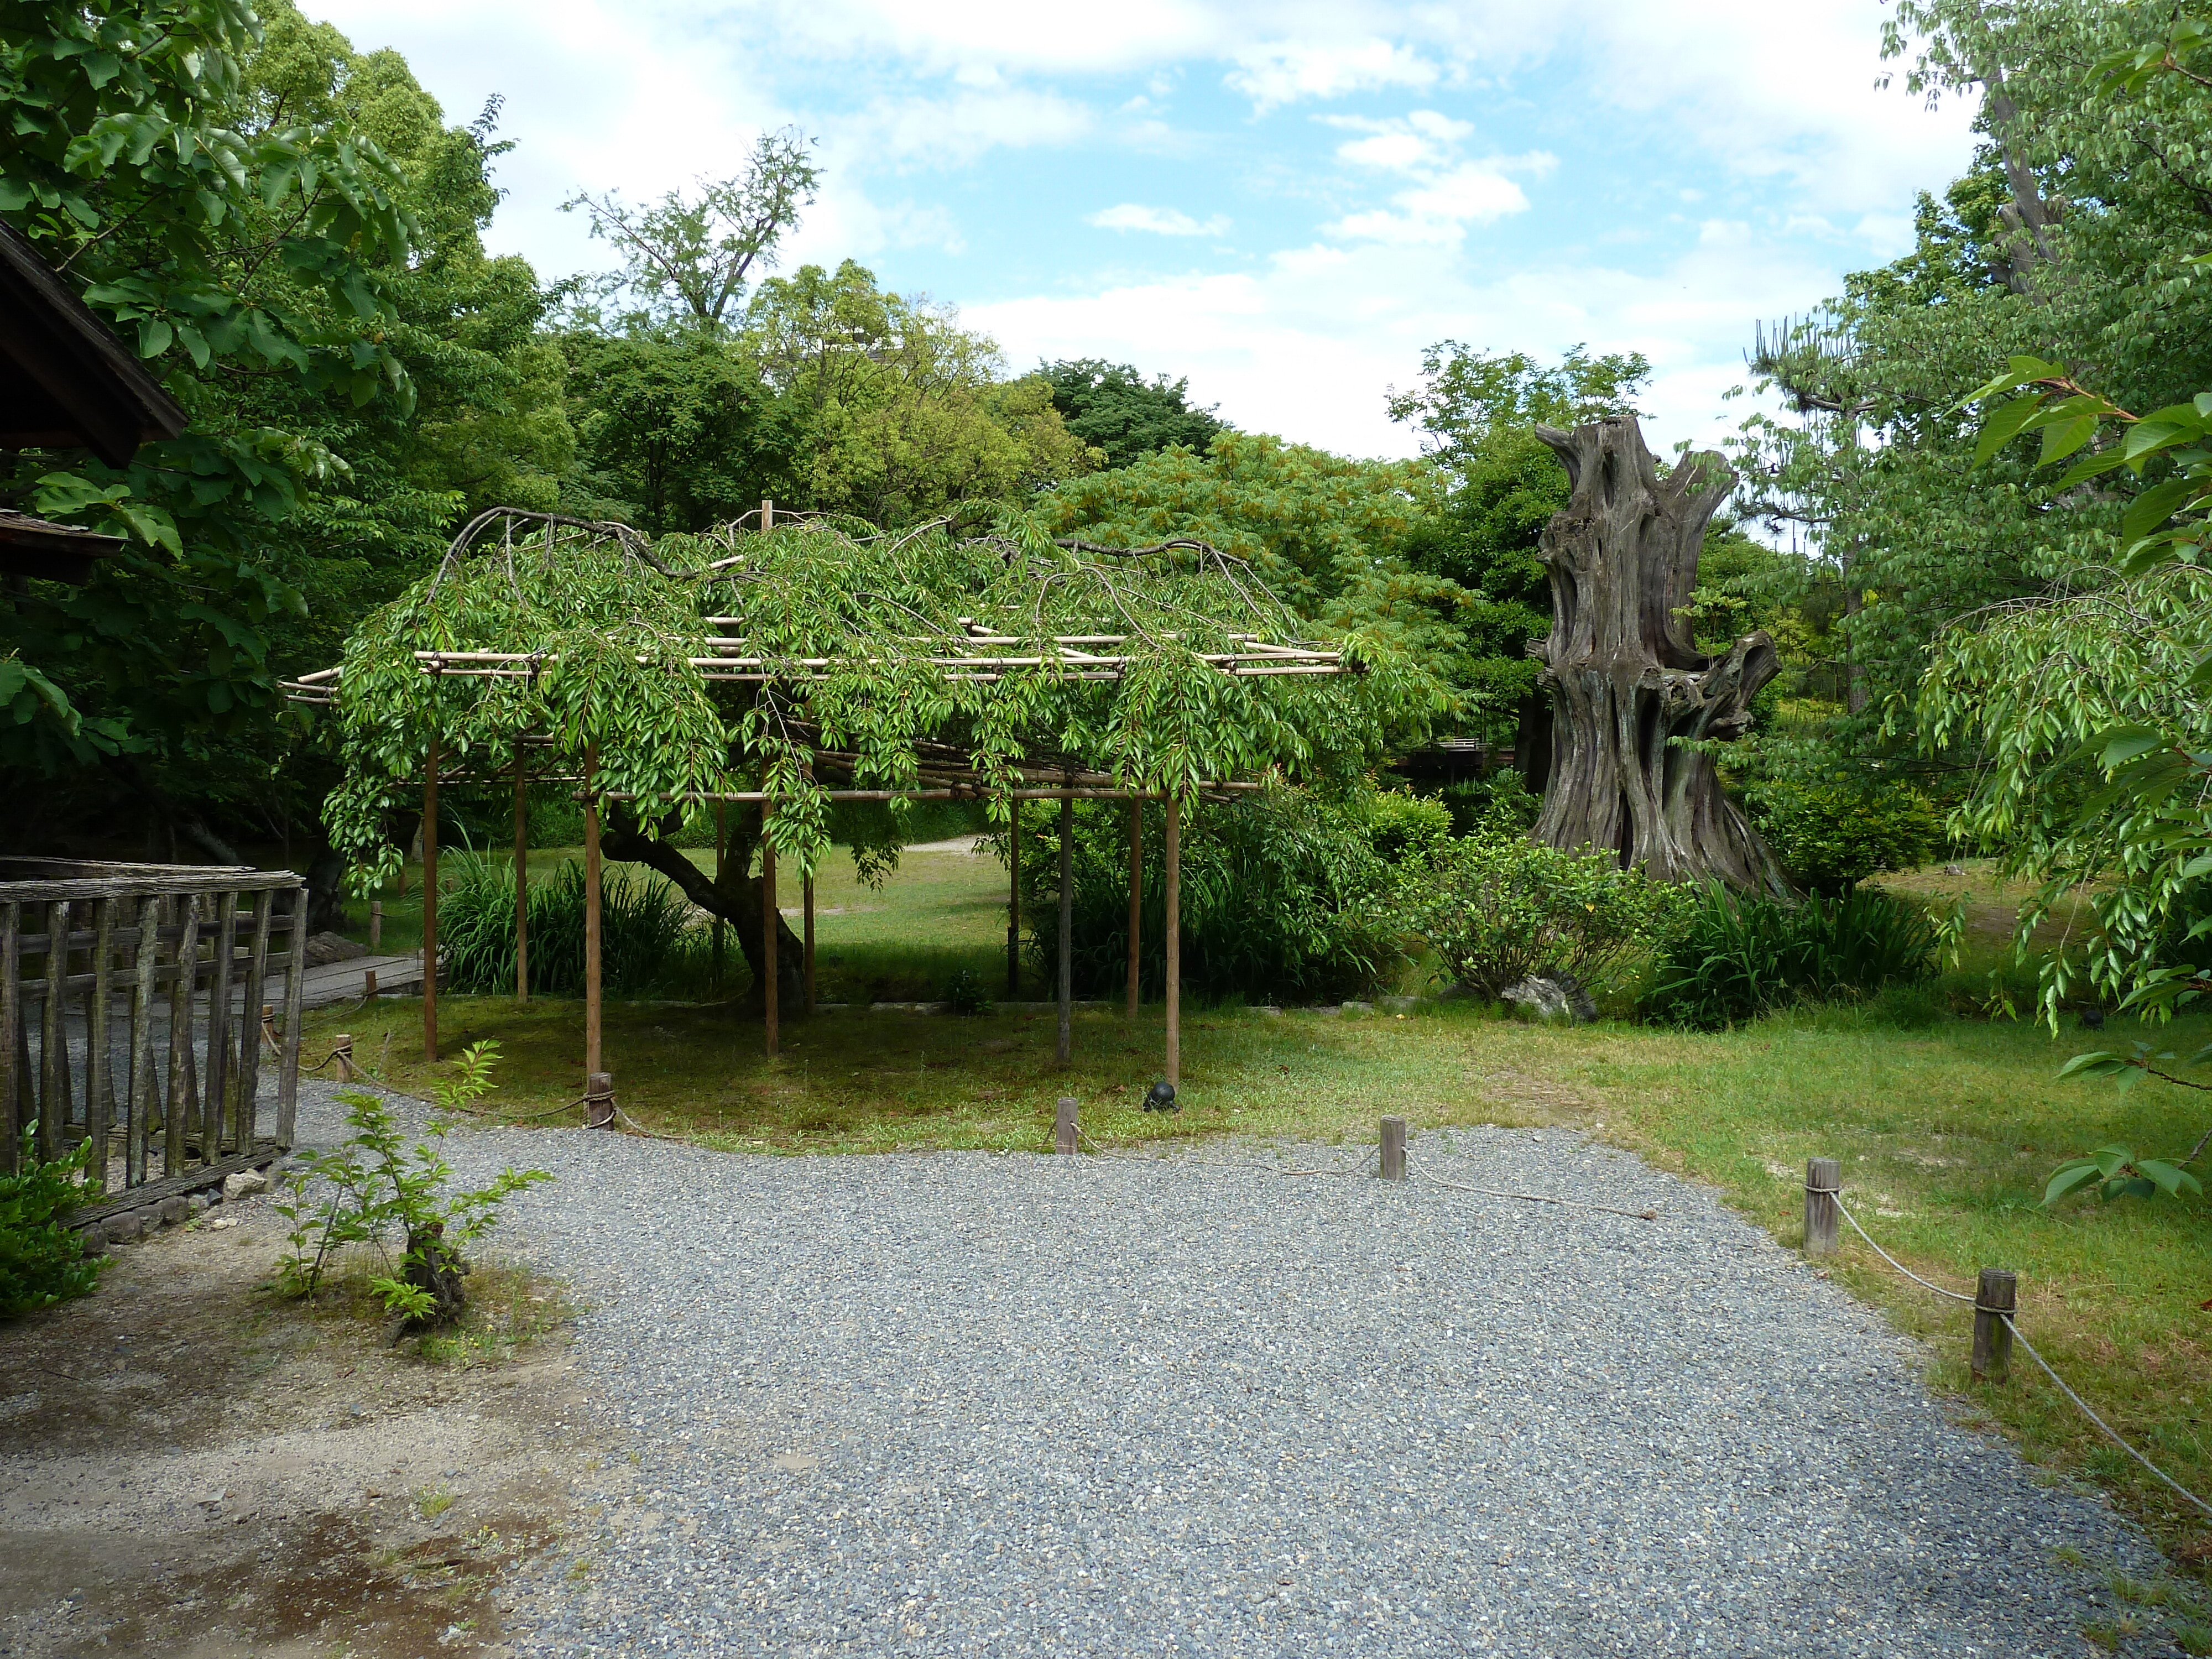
1145,1079 -> 1179,1113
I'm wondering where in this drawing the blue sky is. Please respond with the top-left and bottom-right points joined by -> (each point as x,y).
301,0 -> 1979,460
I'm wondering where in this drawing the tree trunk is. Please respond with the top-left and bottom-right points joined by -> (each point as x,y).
600,809 -> 805,1011
1529,416 -> 1790,896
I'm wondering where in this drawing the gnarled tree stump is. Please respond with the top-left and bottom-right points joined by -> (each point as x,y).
1529,416 -> 1789,895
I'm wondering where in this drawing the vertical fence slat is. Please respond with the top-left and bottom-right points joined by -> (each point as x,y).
86,897 -> 116,1173
39,900 -> 67,1164
164,895 -> 202,1179
124,894 -> 160,1190
233,888 -> 275,1149
202,891 -> 237,1155
0,901 -> 18,1174
275,885 -> 306,1151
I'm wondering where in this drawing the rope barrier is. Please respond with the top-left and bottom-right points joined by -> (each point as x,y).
1412,1165 -> 1660,1222
1823,1173 -> 2212,1526
1073,1121 -> 1377,1178
2002,1316 -> 2212,1521
1829,1192 -> 1977,1303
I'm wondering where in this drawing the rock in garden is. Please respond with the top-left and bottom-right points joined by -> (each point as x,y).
304,931 -> 368,967
158,1196 -> 187,1226
1502,971 -> 1597,1025
103,1212 -> 142,1244
186,1193 -> 208,1216
223,1168 -> 270,1201
76,1227 -> 107,1258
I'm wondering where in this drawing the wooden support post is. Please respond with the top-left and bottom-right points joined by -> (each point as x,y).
234,890 -> 274,1148
204,891 -> 236,1153
1164,796 -> 1181,1088
514,744 -> 530,1004
1126,798 -> 1142,1016
1804,1158 -> 1840,1257
276,887 -> 306,1150
123,896 -> 158,1180
1056,1097 -> 1078,1155
40,899 -> 67,1164
804,874 -> 816,1015
163,895 -> 202,1180
763,497 -> 774,533
333,1034 -> 355,1084
1006,801 -> 1021,999
762,802 -> 779,1057
0,902 -> 17,1176
1972,1269 -> 2017,1384
422,732 -> 440,1063
584,742 -> 603,1086
369,899 -> 383,950
364,968 -> 378,999
1380,1116 -> 1407,1181
1057,794 -> 1073,1068
713,801 -> 727,989
86,897 -> 115,1172
585,1070 -> 614,1129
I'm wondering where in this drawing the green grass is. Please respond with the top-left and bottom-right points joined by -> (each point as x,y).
307,854 -> 2212,1581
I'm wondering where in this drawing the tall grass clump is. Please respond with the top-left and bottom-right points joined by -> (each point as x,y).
439,854 -> 705,997
1642,881 -> 1940,1029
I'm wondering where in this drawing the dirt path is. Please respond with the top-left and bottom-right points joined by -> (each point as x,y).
0,1198 -> 611,1659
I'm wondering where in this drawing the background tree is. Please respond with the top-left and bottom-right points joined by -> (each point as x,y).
1039,359 -> 1228,469
562,128 -> 820,335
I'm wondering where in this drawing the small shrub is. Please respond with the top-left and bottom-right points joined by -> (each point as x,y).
1364,790 -> 1453,863
1748,778 -> 1940,894
1642,881 -> 1940,1029
276,1042 -> 552,1327
1438,768 -> 1540,837
942,966 -> 993,1015
1398,831 -> 1681,999
440,854 -> 700,997
0,1127 -> 106,1318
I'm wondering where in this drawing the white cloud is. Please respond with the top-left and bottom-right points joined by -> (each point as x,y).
833,88 -> 1096,171
1088,204 -> 1232,236
1330,152 -> 1555,246
1225,36 -> 1441,110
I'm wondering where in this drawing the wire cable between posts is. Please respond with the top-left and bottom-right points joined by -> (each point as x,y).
1822,1179 -> 2212,1524
1829,1192 -> 1976,1304
2002,1316 -> 2212,1521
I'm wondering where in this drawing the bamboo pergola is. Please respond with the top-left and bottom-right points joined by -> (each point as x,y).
290,506 -> 1358,1114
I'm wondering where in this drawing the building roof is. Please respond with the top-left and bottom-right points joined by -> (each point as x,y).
0,508 -> 128,585
0,219 -> 187,468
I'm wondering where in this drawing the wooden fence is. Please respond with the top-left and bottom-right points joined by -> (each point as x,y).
0,858 -> 307,1191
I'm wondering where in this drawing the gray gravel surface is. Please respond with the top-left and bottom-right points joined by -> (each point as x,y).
293,1082 -> 2164,1657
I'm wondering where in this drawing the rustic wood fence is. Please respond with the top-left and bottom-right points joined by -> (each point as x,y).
0,858 -> 306,1194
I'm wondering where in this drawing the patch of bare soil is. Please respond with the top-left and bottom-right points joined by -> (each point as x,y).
0,1202 -> 603,1658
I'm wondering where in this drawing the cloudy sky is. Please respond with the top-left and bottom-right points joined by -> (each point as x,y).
300,0 -> 1978,460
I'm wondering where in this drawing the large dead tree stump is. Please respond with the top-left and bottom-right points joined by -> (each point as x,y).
1528,416 -> 1790,895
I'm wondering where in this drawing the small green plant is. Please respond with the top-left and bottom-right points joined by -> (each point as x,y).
439,854 -> 701,997
941,966 -> 993,1015
0,1126 -> 107,1317
414,1485 -> 456,1519
2042,1143 -> 2204,1206
276,1042 -> 552,1327
1398,826 -> 1680,999
1641,881 -> 1940,1029
2176,1619 -> 2212,1656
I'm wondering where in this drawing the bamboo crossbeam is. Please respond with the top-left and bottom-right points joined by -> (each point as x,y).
590,784 -> 1260,805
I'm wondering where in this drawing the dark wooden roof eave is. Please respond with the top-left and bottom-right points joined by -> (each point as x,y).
0,508 -> 129,585
0,220 -> 189,468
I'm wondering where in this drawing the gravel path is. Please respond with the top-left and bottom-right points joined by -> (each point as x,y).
294,1082 -> 2162,1657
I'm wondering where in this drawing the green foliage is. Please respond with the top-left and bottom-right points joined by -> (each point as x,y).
437,854 -> 698,997
941,966 -> 994,1015
0,1128 -> 107,1318
1361,789 -> 1452,864
275,1041 -> 550,1323
2041,1140 -> 2204,1207
320,512 -> 1432,900
1747,776 -> 1940,894
1397,826 -> 1679,1000
1641,884 -> 1941,1030
1037,359 -> 1227,470
1437,769 -> 1541,837
1026,789 -> 1405,1004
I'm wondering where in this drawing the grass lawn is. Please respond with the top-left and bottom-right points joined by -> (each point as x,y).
307,852 -> 2212,1588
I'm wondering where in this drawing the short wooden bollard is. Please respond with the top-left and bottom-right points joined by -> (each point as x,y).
1380,1116 -> 1407,1181
1055,1098 -> 1078,1155
333,1033 -> 354,1083
584,1071 -> 616,1130
1804,1157 -> 1840,1256
369,899 -> 383,948
1972,1268 -> 2016,1383
364,967 -> 378,999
